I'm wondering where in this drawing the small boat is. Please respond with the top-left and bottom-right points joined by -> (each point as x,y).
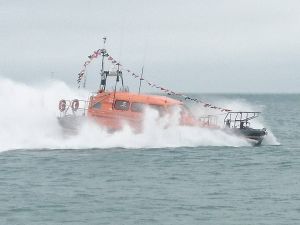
58,41 -> 267,146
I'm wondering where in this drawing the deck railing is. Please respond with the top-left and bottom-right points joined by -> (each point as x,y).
59,99 -> 90,117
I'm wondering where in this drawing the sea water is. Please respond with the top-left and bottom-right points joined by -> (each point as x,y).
0,78 -> 299,224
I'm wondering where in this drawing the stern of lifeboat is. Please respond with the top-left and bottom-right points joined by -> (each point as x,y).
58,99 -> 89,134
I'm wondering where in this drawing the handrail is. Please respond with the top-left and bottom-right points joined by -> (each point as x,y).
223,111 -> 261,128
59,99 -> 90,117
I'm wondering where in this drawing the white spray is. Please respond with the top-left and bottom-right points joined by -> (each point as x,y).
0,77 -> 279,151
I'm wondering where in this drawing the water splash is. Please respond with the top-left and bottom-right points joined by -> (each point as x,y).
0,77 -> 278,151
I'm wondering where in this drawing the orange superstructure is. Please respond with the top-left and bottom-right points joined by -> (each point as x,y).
86,91 -> 209,131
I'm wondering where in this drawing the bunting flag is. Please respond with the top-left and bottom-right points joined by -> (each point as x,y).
95,49 -> 101,55
83,61 -> 91,67
75,48 -> 232,112
122,66 -> 231,112
77,49 -> 106,88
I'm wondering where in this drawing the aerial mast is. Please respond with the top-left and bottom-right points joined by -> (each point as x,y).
138,66 -> 144,94
138,43 -> 147,94
99,37 -> 107,91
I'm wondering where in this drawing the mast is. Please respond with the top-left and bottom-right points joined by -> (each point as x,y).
98,37 -> 124,97
112,63 -> 120,103
138,66 -> 144,94
139,43 -> 147,94
99,37 -> 107,91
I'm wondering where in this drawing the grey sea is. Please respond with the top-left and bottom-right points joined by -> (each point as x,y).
0,94 -> 299,225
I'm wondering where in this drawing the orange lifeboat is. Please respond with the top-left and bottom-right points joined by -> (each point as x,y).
57,40 -> 267,145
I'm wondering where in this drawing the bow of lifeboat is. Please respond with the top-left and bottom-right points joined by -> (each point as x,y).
223,112 -> 267,146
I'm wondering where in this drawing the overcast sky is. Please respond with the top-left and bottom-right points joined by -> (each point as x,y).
1,0 -> 300,93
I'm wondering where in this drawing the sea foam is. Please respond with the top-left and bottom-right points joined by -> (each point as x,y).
0,77 -> 278,151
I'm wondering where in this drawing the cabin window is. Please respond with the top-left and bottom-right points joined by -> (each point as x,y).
131,102 -> 145,112
92,102 -> 102,109
114,100 -> 130,111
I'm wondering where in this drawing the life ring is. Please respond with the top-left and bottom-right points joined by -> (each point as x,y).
59,99 -> 66,112
71,99 -> 79,111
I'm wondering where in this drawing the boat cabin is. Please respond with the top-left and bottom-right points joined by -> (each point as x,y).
87,91 -> 197,130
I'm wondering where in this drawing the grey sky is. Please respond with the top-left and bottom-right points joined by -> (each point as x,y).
1,0 -> 300,93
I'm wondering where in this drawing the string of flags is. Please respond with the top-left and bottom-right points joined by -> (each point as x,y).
77,48 -> 107,87
76,49 -> 231,112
